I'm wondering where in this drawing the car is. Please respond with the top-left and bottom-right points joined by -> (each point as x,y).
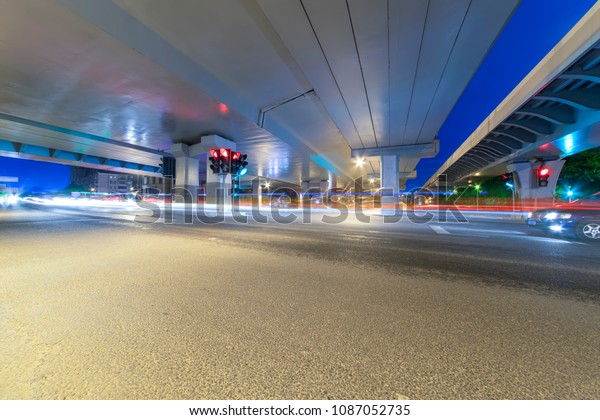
526,192 -> 600,242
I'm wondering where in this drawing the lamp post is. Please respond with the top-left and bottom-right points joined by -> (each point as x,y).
474,184 -> 481,209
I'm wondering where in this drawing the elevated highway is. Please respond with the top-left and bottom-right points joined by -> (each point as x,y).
426,2 -> 600,202
0,0 -> 519,193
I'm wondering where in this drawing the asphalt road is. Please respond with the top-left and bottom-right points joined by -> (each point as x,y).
0,205 -> 598,399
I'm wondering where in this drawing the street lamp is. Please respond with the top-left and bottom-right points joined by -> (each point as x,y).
567,188 -> 574,203
474,184 -> 481,209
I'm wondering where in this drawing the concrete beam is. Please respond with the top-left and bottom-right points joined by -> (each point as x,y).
200,134 -> 237,152
536,85 -> 600,110
351,141 -> 438,158
514,105 -> 576,125
399,170 -> 417,179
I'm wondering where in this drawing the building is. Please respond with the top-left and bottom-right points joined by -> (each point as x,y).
0,176 -> 19,206
95,173 -> 136,194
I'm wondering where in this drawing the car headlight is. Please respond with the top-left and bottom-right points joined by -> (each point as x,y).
527,212 -> 533,218
544,212 -> 571,220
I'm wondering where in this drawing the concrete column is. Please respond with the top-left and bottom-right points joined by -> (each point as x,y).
319,180 -> 329,192
380,155 -> 399,210
328,172 -> 337,190
301,150 -> 311,187
507,159 -> 566,209
171,143 -> 203,203
252,177 -> 263,207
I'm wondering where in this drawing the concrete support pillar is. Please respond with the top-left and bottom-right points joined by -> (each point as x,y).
319,180 -> 329,192
328,172 -> 337,190
380,154 -> 399,210
301,180 -> 310,191
252,177 -> 263,207
507,159 -> 566,209
171,143 -> 204,203
301,151 -> 311,187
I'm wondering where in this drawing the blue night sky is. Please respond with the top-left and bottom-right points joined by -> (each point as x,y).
0,0 -> 597,191
0,157 -> 71,192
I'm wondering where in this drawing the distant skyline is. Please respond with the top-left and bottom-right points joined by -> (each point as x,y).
0,0 -> 597,192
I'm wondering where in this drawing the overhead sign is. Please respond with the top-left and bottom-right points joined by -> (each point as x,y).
0,176 -> 18,183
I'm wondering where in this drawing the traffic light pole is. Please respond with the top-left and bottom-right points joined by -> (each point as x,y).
217,173 -> 231,212
512,187 -> 515,213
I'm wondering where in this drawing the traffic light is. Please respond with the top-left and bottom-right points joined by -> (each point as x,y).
209,149 -> 220,174
159,156 -> 175,177
238,153 -> 249,176
538,167 -> 550,187
230,152 -> 249,177
230,151 -> 240,175
209,148 -> 248,176
501,172 -> 514,189
219,148 -> 231,174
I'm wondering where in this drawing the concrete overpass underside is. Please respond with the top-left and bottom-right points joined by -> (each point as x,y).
0,0 -> 519,189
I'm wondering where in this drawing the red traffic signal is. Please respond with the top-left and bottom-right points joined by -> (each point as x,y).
209,149 -> 220,174
209,149 -> 245,175
538,167 -> 550,187
219,148 -> 231,174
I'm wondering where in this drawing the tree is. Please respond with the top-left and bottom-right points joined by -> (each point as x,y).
560,148 -> 600,182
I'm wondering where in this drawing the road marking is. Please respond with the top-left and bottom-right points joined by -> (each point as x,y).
525,236 -> 579,244
430,225 -> 450,235
340,234 -> 375,240
452,228 -> 526,235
